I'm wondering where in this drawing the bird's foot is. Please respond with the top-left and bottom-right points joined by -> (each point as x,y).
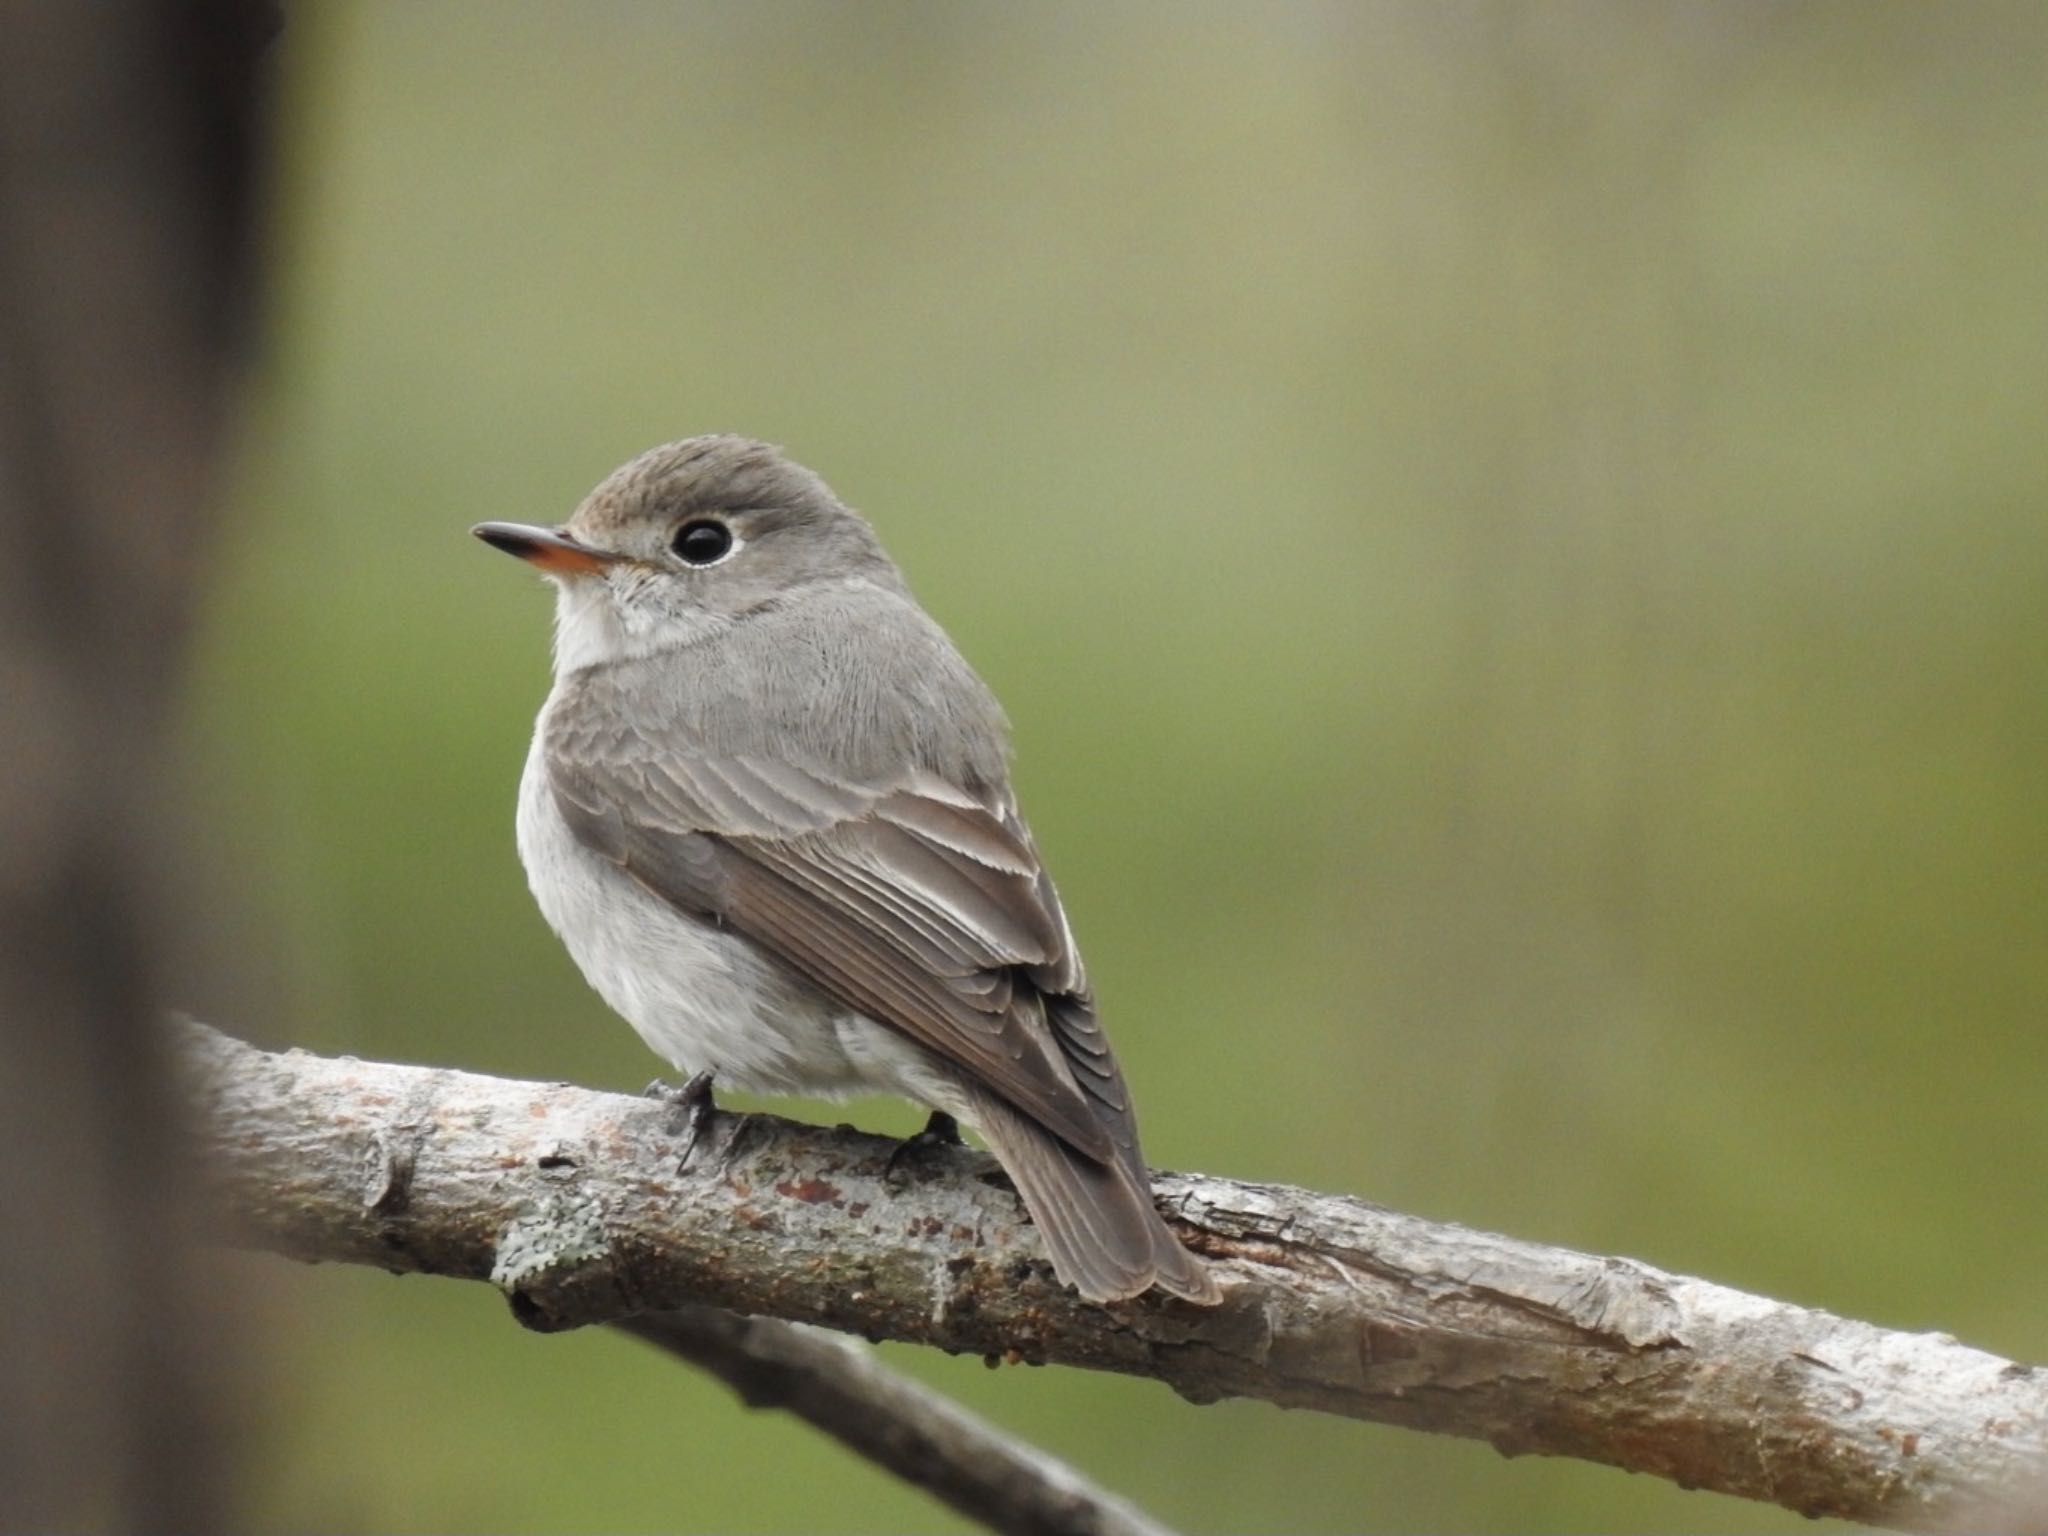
644,1070 -> 718,1173
886,1110 -> 963,1187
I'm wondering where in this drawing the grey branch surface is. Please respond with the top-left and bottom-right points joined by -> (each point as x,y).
181,1022 -> 2048,1532
617,1308 -> 1172,1536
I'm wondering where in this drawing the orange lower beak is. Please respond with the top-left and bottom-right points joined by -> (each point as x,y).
472,522 -> 620,576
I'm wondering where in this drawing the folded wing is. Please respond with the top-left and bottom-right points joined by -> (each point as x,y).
547,741 -> 1137,1168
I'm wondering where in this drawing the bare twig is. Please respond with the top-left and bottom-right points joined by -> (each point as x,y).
618,1308 -> 1174,1536
178,1021 -> 2048,1532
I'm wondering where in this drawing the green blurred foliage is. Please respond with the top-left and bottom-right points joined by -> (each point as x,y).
178,2 -> 2048,1530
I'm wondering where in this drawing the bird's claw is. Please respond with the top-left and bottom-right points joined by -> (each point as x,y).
644,1070 -> 718,1173
886,1110 -> 963,1186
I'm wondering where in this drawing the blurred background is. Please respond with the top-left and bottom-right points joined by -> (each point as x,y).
176,2 -> 2047,1530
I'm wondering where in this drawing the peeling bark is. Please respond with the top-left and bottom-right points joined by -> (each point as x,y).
180,1022 -> 2048,1532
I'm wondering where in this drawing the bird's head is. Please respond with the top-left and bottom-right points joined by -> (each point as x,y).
474,435 -> 901,672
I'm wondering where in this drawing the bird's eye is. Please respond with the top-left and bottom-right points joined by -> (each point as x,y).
671,519 -> 734,566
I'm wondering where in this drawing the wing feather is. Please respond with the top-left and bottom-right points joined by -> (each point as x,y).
547,730 -> 1127,1163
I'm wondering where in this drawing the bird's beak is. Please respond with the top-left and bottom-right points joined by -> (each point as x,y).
471,522 -> 621,576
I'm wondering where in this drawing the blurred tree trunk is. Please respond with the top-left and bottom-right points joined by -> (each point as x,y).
0,2 -> 276,1528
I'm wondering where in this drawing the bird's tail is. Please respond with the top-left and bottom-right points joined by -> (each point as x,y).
967,1088 -> 1220,1305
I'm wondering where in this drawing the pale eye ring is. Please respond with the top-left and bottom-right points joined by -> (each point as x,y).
671,518 -> 735,566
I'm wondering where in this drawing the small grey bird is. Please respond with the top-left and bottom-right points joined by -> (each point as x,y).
474,435 -> 1218,1304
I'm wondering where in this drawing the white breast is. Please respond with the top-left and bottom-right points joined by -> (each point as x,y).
514,707 -> 962,1112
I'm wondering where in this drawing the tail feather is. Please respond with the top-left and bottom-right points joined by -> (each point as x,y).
968,1089 -> 1219,1305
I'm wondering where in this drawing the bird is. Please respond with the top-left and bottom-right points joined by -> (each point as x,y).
473,434 -> 1218,1305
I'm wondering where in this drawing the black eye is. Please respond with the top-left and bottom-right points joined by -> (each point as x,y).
671,519 -> 733,565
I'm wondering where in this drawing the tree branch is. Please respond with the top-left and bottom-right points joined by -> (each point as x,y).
617,1308 -> 1174,1536
179,1021 -> 2048,1532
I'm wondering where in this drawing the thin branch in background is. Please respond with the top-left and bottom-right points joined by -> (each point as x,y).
619,1308 -> 1176,1536
179,1021 -> 2048,1533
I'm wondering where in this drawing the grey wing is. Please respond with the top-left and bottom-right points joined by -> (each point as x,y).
547,741 -> 1138,1168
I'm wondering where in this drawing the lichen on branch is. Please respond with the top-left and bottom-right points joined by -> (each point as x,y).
178,1021 -> 2048,1532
